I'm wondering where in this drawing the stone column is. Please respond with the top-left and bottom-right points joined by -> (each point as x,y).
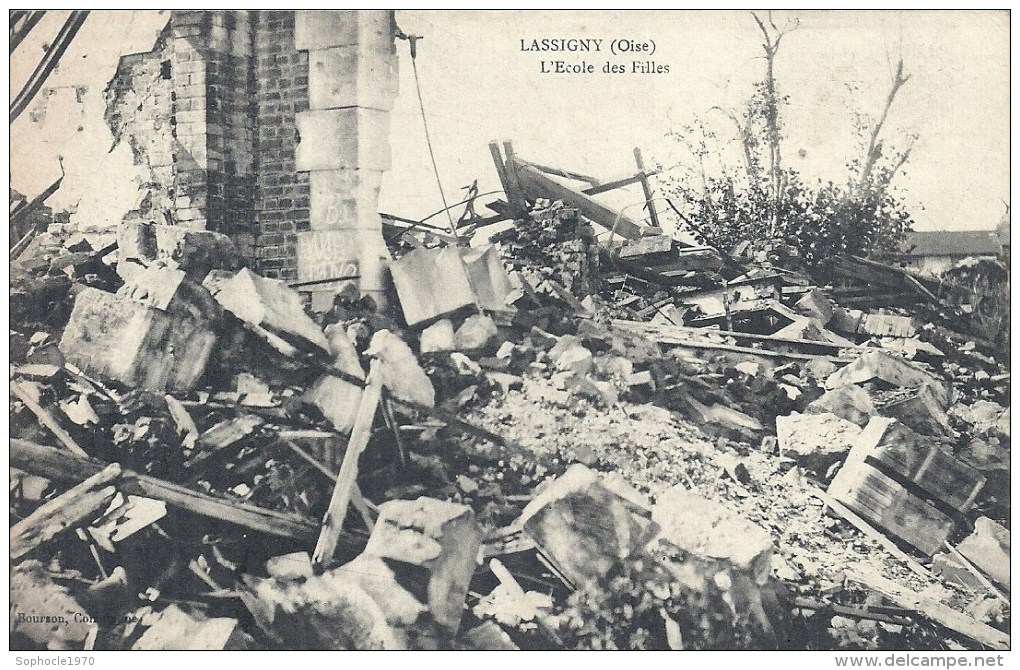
292,10 -> 399,310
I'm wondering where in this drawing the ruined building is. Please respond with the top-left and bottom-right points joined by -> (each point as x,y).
13,10 -> 399,308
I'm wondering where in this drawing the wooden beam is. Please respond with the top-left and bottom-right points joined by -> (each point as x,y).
11,463 -> 121,560
500,141 -> 528,213
847,568 -> 1010,650
582,171 -> 655,197
10,438 -> 319,542
10,10 -> 47,54
312,359 -> 384,569
488,142 -> 513,205
11,380 -> 89,457
514,161 -> 644,240
612,319 -> 866,355
11,10 -> 90,123
518,160 -> 601,187
633,147 -> 661,229
808,485 -> 932,579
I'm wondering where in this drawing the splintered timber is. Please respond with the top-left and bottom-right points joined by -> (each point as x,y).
539,60 -> 670,74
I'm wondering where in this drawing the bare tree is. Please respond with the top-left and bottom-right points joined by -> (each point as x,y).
709,105 -> 761,185
856,58 -> 912,192
751,11 -> 799,236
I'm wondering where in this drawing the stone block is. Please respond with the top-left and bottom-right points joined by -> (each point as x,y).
828,461 -> 953,556
460,621 -> 519,650
365,329 -> 435,408
390,247 -> 477,328
957,517 -> 1010,589
455,314 -> 498,350
295,10 -> 395,54
242,570 -> 400,649
117,221 -> 239,281
460,245 -> 515,313
266,552 -> 314,581
308,45 -> 398,112
520,464 -> 658,588
548,335 -> 593,375
419,319 -> 456,353
303,324 -> 365,433
825,350 -> 950,407
805,385 -> 876,427
878,385 -> 954,437
295,108 -> 391,172
334,554 -> 428,641
133,604 -> 253,650
776,412 -> 862,475
203,267 -> 330,353
794,288 -> 834,324
363,497 -> 483,634
59,287 -> 217,393
843,417 -> 984,515
309,169 -> 384,231
652,486 -> 774,586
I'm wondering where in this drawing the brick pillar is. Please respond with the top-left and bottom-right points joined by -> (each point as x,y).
171,10 -> 256,254
292,10 -> 399,309
253,10 -> 310,281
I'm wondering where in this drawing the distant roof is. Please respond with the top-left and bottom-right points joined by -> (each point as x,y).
899,230 -> 1002,257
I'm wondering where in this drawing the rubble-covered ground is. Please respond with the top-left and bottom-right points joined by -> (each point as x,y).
9,202 -> 1011,651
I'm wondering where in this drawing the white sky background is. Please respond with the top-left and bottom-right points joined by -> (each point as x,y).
8,10 -> 1009,233
380,10 -> 1010,232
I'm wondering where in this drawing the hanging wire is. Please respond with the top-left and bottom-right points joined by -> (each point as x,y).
399,31 -> 458,240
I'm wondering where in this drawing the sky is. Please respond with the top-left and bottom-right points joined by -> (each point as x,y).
9,10 -> 1009,234
381,10 -> 1010,232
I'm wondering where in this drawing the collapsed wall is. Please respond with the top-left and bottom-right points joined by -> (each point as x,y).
16,10 -> 398,305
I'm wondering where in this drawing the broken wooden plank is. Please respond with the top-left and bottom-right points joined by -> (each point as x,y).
633,147 -> 661,229
11,463 -> 121,560
612,318 -> 860,352
612,319 -> 850,361
808,485 -> 932,579
10,380 -> 89,457
842,417 -> 984,516
488,142 -> 514,206
11,438 -> 318,542
514,161 -> 644,240
184,414 -> 265,470
501,141 -> 528,213
579,170 -> 648,195
828,461 -> 954,557
521,159 -> 601,187
10,173 -> 63,261
944,540 -> 1010,608
847,568 -> 1009,650
313,359 -> 384,569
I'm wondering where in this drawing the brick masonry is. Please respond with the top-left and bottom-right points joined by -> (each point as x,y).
104,24 -> 175,229
253,10 -> 310,280
102,11 -> 393,285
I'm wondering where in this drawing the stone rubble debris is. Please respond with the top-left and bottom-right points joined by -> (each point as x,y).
8,143 -> 1010,652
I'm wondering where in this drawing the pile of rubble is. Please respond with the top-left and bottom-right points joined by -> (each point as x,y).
9,154 -> 1011,651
